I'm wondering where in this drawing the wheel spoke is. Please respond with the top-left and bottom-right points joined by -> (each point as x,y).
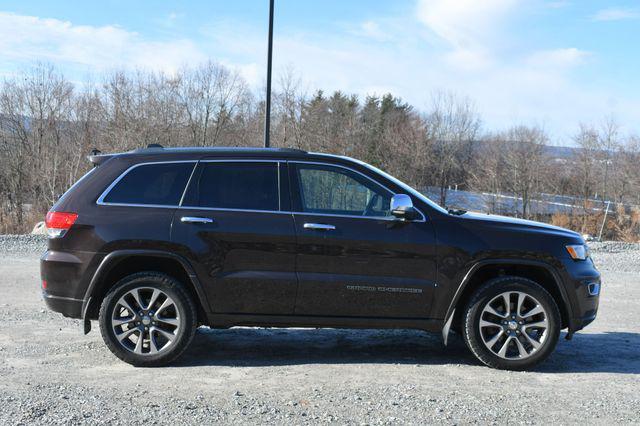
516,292 -> 526,317
522,331 -> 542,350
133,330 -> 144,354
116,327 -> 138,342
149,332 -> 160,354
480,318 -> 501,328
118,299 -> 137,317
522,305 -> 544,318
513,337 -> 528,357
502,293 -> 511,317
484,330 -> 504,348
131,289 -> 145,312
156,298 -> 175,315
523,319 -> 548,330
156,317 -> 179,326
497,336 -> 513,357
146,289 -> 161,311
153,326 -> 176,342
112,317 -> 136,327
484,305 -> 508,319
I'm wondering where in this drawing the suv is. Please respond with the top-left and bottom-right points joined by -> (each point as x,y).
41,146 -> 600,370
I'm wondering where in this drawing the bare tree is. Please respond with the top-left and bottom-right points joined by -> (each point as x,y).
424,91 -> 481,207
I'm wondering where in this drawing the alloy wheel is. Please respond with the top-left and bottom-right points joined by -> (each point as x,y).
478,291 -> 549,360
111,287 -> 181,356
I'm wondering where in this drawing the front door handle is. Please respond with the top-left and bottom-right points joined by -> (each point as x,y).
303,223 -> 336,231
181,216 -> 214,224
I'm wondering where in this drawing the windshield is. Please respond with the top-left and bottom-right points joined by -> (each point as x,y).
350,158 -> 449,215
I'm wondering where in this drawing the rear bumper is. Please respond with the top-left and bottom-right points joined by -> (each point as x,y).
43,292 -> 83,318
40,249 -> 101,320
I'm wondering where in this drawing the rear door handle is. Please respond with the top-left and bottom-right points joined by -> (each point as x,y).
180,216 -> 214,224
303,223 -> 336,231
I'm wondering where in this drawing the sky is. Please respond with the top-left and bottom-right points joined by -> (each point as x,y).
0,0 -> 638,145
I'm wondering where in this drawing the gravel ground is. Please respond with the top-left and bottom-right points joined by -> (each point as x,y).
0,235 -> 639,424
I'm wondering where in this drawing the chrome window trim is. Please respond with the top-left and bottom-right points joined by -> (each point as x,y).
178,206 -> 292,215
96,160 -> 198,207
289,160 -> 427,222
95,157 -> 427,222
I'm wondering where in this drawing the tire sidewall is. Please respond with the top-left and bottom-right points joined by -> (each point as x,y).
463,277 -> 561,370
99,273 -> 196,367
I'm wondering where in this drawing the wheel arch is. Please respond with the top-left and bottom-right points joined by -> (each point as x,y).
81,250 -> 210,333
442,259 -> 573,345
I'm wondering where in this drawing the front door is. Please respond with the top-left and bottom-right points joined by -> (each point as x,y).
171,160 -> 298,315
289,162 -> 437,318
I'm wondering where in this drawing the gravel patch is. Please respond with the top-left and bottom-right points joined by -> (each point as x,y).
0,236 -> 639,424
0,234 -> 47,257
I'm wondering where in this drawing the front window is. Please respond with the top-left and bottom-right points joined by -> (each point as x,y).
294,163 -> 392,217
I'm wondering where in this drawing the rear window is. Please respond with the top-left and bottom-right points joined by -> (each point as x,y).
102,162 -> 194,206
183,162 -> 279,211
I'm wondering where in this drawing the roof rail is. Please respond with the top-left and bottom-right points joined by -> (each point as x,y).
146,143 -> 164,149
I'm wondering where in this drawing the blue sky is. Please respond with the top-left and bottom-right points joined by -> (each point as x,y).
0,0 -> 638,144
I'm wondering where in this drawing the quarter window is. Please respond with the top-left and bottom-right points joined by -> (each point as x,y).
295,164 -> 392,217
102,162 -> 194,206
183,162 -> 280,211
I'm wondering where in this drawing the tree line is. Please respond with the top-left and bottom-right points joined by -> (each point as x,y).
1,62 -> 639,239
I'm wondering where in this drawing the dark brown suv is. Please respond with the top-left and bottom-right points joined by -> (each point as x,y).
41,146 -> 600,369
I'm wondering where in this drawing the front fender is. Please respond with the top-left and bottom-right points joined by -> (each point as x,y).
441,259 -> 574,345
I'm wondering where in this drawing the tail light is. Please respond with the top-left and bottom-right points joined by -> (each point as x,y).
45,211 -> 78,238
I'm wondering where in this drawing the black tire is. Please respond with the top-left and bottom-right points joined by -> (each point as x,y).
98,272 -> 197,367
462,276 -> 561,370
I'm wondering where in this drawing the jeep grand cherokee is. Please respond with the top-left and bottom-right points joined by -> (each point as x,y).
41,146 -> 600,369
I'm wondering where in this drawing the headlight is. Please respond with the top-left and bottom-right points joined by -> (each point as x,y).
566,244 -> 589,260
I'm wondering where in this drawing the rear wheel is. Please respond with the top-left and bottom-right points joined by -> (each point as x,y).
462,276 -> 561,370
98,272 -> 197,367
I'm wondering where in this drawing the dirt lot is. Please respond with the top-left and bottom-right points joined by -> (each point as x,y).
0,239 -> 639,424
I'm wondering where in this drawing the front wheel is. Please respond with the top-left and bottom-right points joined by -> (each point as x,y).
462,276 -> 561,370
98,272 -> 197,367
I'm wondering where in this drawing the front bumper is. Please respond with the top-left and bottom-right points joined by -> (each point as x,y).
561,257 -> 600,332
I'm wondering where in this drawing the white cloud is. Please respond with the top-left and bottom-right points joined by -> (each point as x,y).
591,8 -> 640,22
416,0 -> 518,49
0,12 -> 206,75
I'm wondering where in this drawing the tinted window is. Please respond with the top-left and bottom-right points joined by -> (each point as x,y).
103,162 -> 194,206
296,164 -> 391,217
184,162 -> 279,211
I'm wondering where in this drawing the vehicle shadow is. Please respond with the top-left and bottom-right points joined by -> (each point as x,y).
176,328 -> 640,374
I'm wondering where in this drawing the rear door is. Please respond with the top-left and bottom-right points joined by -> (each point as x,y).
289,161 -> 437,318
171,160 -> 298,315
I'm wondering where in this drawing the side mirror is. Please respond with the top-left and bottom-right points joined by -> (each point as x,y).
390,194 -> 418,221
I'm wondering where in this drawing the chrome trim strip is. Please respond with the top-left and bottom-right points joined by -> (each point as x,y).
289,160 -> 427,222
290,211 -> 396,221
178,160 -> 200,207
96,160 -> 198,207
178,206 -> 292,215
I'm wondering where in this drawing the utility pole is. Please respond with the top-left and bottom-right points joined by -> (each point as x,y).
264,0 -> 274,148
